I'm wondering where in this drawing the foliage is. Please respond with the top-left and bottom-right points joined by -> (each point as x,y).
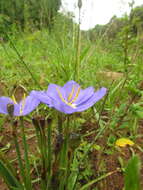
0,2 -> 143,190
130,5 -> 143,36
124,155 -> 141,190
0,0 -> 61,33
88,4 -> 143,42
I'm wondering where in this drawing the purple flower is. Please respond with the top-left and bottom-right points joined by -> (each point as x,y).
0,91 -> 40,116
34,80 -> 107,114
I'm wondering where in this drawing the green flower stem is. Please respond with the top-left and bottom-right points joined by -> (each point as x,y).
32,119 -> 41,150
20,117 -> 33,190
10,119 -> 26,187
73,92 -> 109,190
47,119 -> 52,189
74,7 -> 81,82
58,113 -> 63,135
36,119 -> 50,190
39,123 -> 48,190
59,116 -> 70,190
32,119 -> 47,189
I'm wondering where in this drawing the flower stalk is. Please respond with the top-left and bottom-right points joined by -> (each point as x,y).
47,118 -> 52,189
8,105 -> 26,188
32,117 -> 48,190
59,116 -> 70,190
20,117 -> 33,190
0,80 -> 107,190
75,0 -> 82,81
11,120 -> 26,186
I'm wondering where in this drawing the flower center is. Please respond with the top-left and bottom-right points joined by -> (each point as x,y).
12,94 -> 26,115
56,86 -> 81,108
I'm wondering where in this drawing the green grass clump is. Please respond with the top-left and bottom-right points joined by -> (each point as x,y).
0,12 -> 143,190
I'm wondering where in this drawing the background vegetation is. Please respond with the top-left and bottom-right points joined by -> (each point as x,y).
0,1 -> 143,190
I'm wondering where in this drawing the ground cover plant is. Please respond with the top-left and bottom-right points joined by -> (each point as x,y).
0,1 -> 143,190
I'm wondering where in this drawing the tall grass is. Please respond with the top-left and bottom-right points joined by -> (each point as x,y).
0,3 -> 143,189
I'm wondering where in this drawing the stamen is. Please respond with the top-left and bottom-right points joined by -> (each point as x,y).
70,87 -> 81,104
68,85 -> 75,101
56,87 -> 67,104
12,95 -> 17,104
20,93 -> 26,115
56,87 -> 77,109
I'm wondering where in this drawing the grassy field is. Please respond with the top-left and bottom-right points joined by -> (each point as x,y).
0,21 -> 143,190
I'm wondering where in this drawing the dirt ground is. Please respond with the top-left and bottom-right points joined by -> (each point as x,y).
0,118 -> 143,190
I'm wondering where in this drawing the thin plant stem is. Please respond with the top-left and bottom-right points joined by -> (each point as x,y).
58,113 -> 63,135
10,119 -> 26,187
59,116 -> 70,190
32,119 -> 41,149
38,121 -> 48,190
123,31 -> 129,74
79,169 -> 120,190
74,6 -> 81,81
47,119 -> 52,189
72,125 -> 107,190
32,119 -> 47,190
5,33 -> 42,89
72,91 -> 109,190
20,117 -> 33,190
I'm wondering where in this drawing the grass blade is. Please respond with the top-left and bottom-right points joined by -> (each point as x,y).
79,170 -> 118,190
124,155 -> 141,190
0,160 -> 24,189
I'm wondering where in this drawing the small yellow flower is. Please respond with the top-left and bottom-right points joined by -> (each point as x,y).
115,138 -> 134,147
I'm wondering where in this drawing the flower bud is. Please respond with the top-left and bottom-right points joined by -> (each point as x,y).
78,0 -> 82,9
7,103 -> 14,117
32,117 -> 40,130
54,133 -> 63,154
47,118 -> 52,125
39,118 -> 45,129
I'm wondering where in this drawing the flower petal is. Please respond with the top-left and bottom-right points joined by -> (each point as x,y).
0,97 -> 13,114
76,87 -> 107,112
13,104 -> 20,116
75,87 -> 95,105
51,100 -> 76,114
17,94 -> 40,116
63,80 -> 80,101
30,90 -> 52,107
46,84 -> 66,103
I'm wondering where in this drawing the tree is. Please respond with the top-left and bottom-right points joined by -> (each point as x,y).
130,5 -> 143,36
0,0 -> 61,31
